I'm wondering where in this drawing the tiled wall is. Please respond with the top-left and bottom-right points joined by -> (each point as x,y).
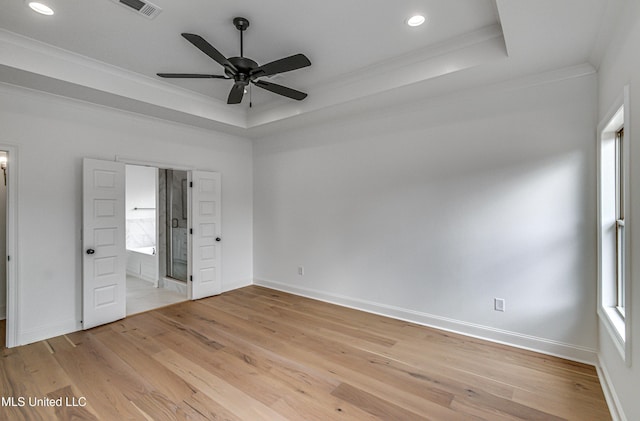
126,217 -> 156,249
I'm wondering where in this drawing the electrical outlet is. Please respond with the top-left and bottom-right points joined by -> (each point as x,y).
297,266 -> 304,276
494,298 -> 505,312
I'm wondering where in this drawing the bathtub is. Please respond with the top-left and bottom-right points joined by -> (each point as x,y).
126,247 -> 158,284
129,246 -> 156,256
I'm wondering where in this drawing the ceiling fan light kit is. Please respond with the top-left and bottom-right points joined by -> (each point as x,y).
158,17 -> 311,105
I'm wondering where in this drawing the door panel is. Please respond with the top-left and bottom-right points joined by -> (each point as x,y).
83,158 -> 126,329
191,171 -> 221,299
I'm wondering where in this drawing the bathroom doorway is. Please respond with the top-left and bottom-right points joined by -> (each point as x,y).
0,151 -> 7,347
125,165 -> 186,315
83,158 -> 221,328
1,146 -> 16,348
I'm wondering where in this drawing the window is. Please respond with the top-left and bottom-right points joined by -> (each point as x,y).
615,128 -> 625,318
598,88 -> 631,363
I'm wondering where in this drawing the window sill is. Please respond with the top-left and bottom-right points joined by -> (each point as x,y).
599,306 -> 626,362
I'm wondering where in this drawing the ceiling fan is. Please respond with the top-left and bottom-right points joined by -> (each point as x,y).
157,17 -> 311,105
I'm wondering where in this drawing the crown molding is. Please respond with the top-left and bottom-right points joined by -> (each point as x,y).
247,24 -> 507,128
0,25 -> 507,133
0,29 -> 246,128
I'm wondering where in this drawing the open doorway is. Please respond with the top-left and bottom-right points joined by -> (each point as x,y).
0,146 -> 16,348
125,165 -> 186,315
0,151 -> 6,348
83,158 -> 221,330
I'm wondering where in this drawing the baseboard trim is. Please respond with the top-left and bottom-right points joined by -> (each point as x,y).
11,279 -> 252,347
222,278 -> 253,294
596,356 -> 627,421
253,279 -> 598,365
18,318 -> 82,347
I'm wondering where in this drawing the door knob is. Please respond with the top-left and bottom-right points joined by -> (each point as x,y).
215,237 -> 221,242
86,249 -> 95,255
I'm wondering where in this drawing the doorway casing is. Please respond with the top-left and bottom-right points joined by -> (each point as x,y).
2,144 -> 18,348
82,156 -> 222,330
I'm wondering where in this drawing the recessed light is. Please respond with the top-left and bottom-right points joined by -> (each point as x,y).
407,15 -> 425,27
27,2 -> 54,16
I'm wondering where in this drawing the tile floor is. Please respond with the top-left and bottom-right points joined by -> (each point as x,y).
126,276 -> 186,316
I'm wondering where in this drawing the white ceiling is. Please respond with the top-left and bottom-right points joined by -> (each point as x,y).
0,0 -> 615,135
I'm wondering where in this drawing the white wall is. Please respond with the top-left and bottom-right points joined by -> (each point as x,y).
0,83 -> 253,345
254,70 -> 598,361
597,0 -> 640,419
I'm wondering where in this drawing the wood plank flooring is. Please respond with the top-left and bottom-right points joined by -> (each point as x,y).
0,319 -> 5,349
0,286 -> 611,420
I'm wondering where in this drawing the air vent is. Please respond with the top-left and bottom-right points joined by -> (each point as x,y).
110,0 -> 162,19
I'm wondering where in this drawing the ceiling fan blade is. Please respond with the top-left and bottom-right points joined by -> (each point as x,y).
157,73 -> 229,79
250,54 -> 311,78
181,33 -> 238,75
227,83 -> 245,104
253,80 -> 307,101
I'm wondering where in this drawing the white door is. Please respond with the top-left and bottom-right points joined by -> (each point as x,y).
82,158 -> 126,329
190,171 -> 222,299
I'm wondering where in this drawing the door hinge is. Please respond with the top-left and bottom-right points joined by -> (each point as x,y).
189,181 -> 193,188
7,256 -> 9,261
189,275 -> 193,282
189,228 -> 193,234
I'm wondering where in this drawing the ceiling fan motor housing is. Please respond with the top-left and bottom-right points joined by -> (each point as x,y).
225,56 -> 259,85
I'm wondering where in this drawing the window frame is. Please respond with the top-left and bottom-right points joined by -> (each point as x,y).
597,86 -> 631,366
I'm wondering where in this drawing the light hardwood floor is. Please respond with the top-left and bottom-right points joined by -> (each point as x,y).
0,319 -> 5,349
1,286 -> 611,420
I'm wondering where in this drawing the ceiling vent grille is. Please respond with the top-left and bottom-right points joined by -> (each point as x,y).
110,0 -> 162,19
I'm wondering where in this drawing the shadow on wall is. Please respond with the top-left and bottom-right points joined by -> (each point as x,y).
253,72 -> 597,349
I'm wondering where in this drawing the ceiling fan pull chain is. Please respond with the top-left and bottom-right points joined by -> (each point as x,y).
249,84 -> 252,108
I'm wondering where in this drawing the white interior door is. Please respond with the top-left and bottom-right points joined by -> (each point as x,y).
82,158 -> 126,329
190,171 -> 221,299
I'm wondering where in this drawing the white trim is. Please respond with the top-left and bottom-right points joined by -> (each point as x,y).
1,144 -> 18,348
599,306 -> 626,360
597,85 -> 632,365
622,85 -> 632,366
0,25 -> 504,131
17,317 -> 81,346
115,155 -> 196,172
0,29 -> 245,129
596,355 -> 628,421
254,278 -> 598,365
222,278 -> 253,294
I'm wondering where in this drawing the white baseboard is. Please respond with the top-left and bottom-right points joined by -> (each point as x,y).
17,318 -> 82,347
596,356 -> 627,421
253,278 -> 598,365
10,278 -> 251,347
222,278 -> 253,294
